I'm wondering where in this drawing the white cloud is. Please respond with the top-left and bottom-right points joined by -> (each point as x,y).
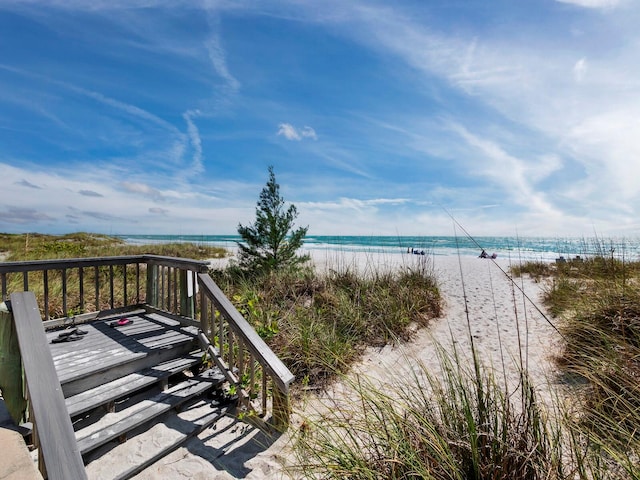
301,126 -> 318,140
573,57 -> 588,82
555,0 -> 621,8
183,110 -> 204,174
277,123 -> 301,140
204,23 -> 240,93
277,123 -> 318,141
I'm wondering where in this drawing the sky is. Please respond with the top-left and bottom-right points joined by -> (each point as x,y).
1,0 -> 639,238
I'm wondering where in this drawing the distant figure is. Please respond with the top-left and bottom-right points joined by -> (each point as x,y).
491,253 -> 497,259
479,250 -> 488,258
407,247 -> 411,254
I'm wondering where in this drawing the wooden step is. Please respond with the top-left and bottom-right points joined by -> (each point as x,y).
84,398 -> 234,480
75,369 -> 225,456
65,353 -> 204,418
50,314 -> 200,397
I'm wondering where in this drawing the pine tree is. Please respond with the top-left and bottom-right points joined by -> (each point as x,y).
237,166 -> 309,273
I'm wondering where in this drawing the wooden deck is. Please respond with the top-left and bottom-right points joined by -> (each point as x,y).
47,310 -> 199,396
1,255 -> 295,479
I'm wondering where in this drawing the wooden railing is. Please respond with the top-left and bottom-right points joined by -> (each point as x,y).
0,255 -> 294,430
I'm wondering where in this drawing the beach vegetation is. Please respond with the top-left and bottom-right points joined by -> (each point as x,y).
511,253 -> 640,477
0,232 -> 227,317
211,254 -> 441,387
0,232 -> 227,261
292,349 -> 567,480
236,166 -> 309,274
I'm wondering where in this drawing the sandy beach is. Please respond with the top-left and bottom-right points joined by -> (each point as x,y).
99,250 -> 561,479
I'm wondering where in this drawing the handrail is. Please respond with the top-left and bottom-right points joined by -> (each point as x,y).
0,255 -> 208,274
198,273 -> 294,392
1,255 -> 210,320
1,255 -> 295,428
9,292 -> 87,480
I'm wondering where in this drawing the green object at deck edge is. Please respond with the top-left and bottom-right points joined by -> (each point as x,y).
0,302 -> 27,424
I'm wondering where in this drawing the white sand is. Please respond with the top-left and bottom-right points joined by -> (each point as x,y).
108,250 -> 561,479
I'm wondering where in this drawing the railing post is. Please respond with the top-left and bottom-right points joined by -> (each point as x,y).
0,302 -> 27,424
179,270 -> 194,317
146,264 -> 159,308
272,385 -> 291,431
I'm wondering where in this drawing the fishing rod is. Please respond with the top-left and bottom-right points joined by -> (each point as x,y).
441,207 -> 565,340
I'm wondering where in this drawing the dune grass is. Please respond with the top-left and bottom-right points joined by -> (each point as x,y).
0,232 -> 227,261
211,254 -> 441,388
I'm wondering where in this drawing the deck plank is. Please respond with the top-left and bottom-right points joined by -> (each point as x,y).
75,371 -> 223,454
46,313 -> 199,396
65,353 -> 203,417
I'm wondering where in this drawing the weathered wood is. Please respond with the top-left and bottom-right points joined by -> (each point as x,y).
94,265 -> 99,311
9,292 -> 87,480
146,264 -> 158,308
54,318 -> 199,397
62,269 -> 68,317
179,269 -> 189,317
42,305 -> 146,330
135,263 -> 141,304
272,382 -> 291,431
1,272 -> 7,301
75,373 -> 222,455
109,265 -> 115,309
197,331 -> 238,386
43,270 -> 49,320
79,266 -> 84,312
65,353 -> 203,417
122,264 -> 127,307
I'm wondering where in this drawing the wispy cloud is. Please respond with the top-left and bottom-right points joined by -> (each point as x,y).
555,0 -> 621,8
15,179 -> 42,189
204,15 -> 240,93
0,206 -> 53,224
183,110 -> 204,174
79,189 -> 103,197
277,123 -> 318,141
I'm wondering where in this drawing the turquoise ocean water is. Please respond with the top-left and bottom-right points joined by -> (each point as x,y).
118,235 -> 640,262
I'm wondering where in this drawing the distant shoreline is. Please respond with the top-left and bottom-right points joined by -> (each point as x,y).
118,233 -> 640,262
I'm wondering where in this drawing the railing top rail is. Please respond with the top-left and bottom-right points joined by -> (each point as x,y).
0,255 -> 209,274
198,273 -> 295,392
143,255 -> 209,272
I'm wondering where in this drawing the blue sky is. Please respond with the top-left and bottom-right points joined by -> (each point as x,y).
1,0 -> 639,237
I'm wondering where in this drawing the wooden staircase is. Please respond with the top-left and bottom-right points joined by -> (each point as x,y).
1,255 -> 295,480
55,319 -> 230,476
16,303 -> 234,479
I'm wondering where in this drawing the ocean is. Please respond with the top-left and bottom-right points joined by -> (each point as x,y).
117,234 -> 640,262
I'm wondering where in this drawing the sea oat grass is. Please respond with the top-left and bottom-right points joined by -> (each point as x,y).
211,255 -> 441,387
293,347 -> 567,480
513,254 -> 640,476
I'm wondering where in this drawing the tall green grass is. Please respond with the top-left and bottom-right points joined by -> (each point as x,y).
211,254 -> 441,387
